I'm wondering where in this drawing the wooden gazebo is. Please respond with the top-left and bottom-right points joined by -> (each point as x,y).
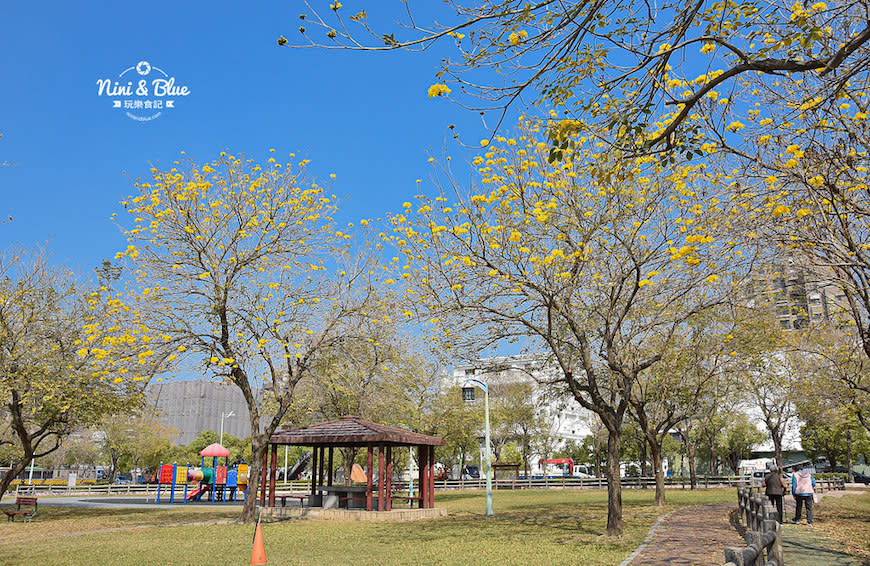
262,416 -> 445,512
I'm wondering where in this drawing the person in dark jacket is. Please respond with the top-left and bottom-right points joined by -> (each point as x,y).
763,463 -> 787,523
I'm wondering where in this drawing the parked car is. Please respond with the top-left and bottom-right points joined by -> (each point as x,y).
114,473 -> 133,484
462,465 -> 480,480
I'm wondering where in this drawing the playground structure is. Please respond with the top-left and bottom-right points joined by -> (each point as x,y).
155,443 -> 248,504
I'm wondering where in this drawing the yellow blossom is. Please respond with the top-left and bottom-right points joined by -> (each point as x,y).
427,83 -> 452,98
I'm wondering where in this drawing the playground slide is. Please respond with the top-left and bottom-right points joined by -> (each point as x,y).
285,451 -> 311,481
186,484 -> 206,501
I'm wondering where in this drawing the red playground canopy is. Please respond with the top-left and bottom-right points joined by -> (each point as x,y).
200,443 -> 230,458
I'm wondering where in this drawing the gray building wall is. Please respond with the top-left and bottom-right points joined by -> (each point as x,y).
146,380 -> 252,445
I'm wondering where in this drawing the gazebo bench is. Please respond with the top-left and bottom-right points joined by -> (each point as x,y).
340,495 -> 368,508
277,493 -> 308,507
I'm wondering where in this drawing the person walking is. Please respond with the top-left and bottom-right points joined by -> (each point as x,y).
763,463 -> 787,523
792,465 -> 816,526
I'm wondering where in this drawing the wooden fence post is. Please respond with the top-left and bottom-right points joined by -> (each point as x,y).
724,546 -> 744,566
765,519 -> 782,566
745,532 -> 764,566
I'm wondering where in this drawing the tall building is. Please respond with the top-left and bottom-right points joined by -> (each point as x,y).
146,380 -> 251,445
748,254 -> 849,330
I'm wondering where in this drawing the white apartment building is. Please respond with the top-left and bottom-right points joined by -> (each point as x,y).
450,355 -> 594,474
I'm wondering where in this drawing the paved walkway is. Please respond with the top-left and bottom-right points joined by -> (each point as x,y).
625,503 -> 744,565
626,496 -> 868,566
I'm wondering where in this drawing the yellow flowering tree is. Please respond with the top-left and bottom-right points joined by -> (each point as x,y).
730,58 -> 870,361
0,249 -> 149,500
288,1 -> 868,155
118,152 -> 380,522
387,118 -> 756,534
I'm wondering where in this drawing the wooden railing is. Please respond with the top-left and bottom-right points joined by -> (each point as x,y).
725,486 -> 782,566
723,478 -> 845,566
815,476 -> 846,492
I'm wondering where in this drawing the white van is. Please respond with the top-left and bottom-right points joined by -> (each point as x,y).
750,470 -> 766,487
572,464 -> 595,478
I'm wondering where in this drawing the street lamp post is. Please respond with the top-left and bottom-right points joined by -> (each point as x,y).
219,411 -> 235,446
462,378 -> 493,517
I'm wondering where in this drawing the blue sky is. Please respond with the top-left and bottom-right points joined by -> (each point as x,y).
1,2 -> 491,273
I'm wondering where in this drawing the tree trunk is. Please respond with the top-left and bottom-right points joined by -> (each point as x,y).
639,437 -> 648,481
522,437 -> 531,476
594,437 -> 603,478
846,429 -> 854,483
240,433 -> 266,523
0,455 -> 32,501
686,441 -> 698,490
773,434 -> 783,470
708,439 -> 716,475
605,426 -> 624,536
649,440 -> 665,506
341,447 -> 358,485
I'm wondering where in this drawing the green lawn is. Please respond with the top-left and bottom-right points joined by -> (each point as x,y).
813,488 -> 870,562
0,488 -> 736,566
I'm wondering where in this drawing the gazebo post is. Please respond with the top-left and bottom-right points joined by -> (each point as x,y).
310,446 -> 318,497
417,445 -> 427,509
377,446 -> 385,511
327,447 -> 334,487
385,446 -> 393,511
428,445 -> 436,508
269,443 -> 278,508
259,450 -> 268,507
366,445 -> 374,511
318,446 -> 326,493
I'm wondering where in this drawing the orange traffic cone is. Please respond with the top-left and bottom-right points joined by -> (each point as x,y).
250,518 -> 267,565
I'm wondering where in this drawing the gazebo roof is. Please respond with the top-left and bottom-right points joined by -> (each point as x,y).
270,415 -> 445,447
